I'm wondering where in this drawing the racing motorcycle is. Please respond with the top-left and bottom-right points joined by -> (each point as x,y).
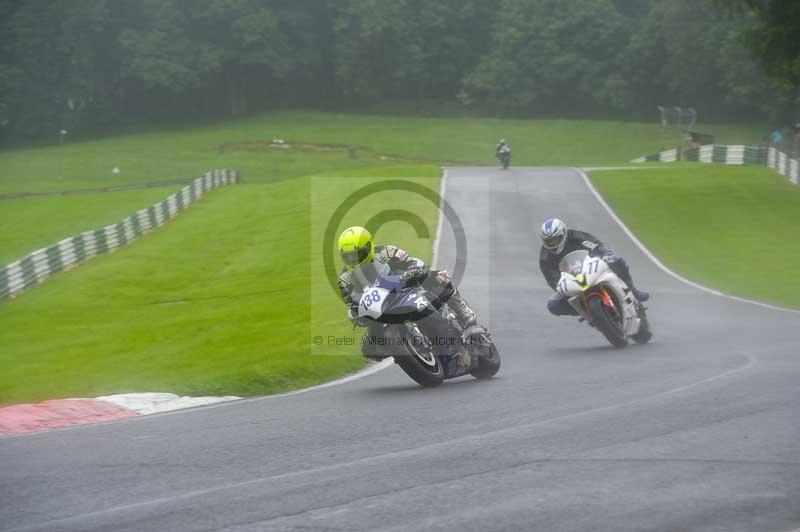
497,147 -> 512,169
556,250 -> 652,348
356,265 -> 500,387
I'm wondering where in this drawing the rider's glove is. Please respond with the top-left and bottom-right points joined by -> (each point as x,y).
434,270 -> 451,285
347,306 -> 369,328
600,252 -> 617,264
399,266 -> 428,283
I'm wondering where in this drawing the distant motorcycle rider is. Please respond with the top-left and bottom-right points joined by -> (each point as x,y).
496,139 -> 511,158
337,226 -> 477,328
538,218 -> 650,316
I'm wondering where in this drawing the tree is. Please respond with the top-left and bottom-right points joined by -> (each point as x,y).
725,1 -> 800,88
0,0 -> 794,142
0,0 -> 122,139
116,0 -> 293,118
720,0 -> 800,114
331,0 -> 498,105
624,0 -> 793,121
465,0 -> 631,117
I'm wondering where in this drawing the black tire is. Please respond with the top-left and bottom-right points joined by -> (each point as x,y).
395,327 -> 444,387
632,307 -> 653,345
469,337 -> 501,379
588,296 -> 628,348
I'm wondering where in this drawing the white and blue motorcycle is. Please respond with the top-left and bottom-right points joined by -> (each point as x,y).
557,250 -> 652,348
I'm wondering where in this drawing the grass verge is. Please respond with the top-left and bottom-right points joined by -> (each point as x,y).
590,165 -> 800,308
0,187 -> 181,264
0,169 -> 440,405
0,112 -> 762,264
0,111 -> 763,195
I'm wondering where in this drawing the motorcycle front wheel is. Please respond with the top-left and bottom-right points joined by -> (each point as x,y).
395,325 -> 444,387
588,296 -> 628,348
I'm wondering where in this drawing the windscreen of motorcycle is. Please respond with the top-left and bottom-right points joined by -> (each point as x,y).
349,261 -> 391,294
559,250 -> 589,276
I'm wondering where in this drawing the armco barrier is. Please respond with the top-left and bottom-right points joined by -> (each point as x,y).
631,145 -> 798,185
0,169 -> 239,301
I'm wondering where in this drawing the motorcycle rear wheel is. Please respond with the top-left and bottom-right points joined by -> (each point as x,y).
588,296 -> 628,348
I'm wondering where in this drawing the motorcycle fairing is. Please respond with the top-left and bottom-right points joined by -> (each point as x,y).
356,271 -> 477,377
558,251 -> 643,337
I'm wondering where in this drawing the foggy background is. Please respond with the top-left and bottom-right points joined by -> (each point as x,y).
1,0 -> 797,143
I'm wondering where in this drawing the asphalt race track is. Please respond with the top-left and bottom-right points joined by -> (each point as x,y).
2,168 -> 799,532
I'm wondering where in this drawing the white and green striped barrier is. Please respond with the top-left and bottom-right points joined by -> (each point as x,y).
767,147 -> 799,185
0,169 -> 239,301
631,145 -> 798,185
631,148 -> 679,163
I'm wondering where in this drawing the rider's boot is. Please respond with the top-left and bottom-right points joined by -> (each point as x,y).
625,276 -> 650,303
608,256 -> 650,302
632,288 -> 650,303
449,290 -> 477,330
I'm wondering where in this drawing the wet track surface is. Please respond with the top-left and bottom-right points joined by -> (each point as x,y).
2,167 -> 799,531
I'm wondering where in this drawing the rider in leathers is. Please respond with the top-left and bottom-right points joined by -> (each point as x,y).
539,218 -> 649,316
496,139 -> 511,161
337,226 -> 477,328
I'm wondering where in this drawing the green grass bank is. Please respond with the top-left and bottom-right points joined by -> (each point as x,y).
0,187 -> 182,264
1,111 -> 763,195
0,169 -> 440,405
590,165 -> 800,308
0,112 -> 762,264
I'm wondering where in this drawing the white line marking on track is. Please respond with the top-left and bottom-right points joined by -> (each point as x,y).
581,166 -> 675,172
253,358 -> 396,398
576,167 -> 800,315
430,168 -> 448,270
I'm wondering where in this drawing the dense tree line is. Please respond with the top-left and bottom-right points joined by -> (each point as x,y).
0,0 -> 796,142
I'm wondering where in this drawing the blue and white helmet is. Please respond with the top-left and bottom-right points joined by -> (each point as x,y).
540,218 -> 567,254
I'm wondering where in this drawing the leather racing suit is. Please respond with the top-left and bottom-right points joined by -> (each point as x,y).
539,230 -> 645,316
338,244 -> 476,327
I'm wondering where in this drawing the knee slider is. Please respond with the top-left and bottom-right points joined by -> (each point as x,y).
547,298 -> 562,315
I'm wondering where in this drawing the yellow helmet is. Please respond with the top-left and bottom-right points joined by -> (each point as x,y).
338,226 -> 374,269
